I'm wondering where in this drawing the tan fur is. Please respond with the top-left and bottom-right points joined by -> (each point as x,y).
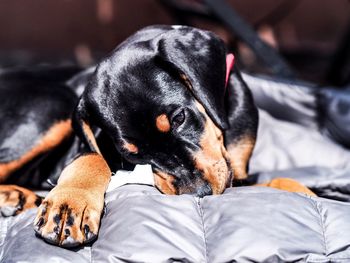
57,153 -> 110,188
156,114 -> 171,133
0,185 -> 40,213
153,171 -> 177,195
258,178 -> 316,196
179,73 -> 193,91
180,70 -> 255,186
0,120 -> 72,182
177,74 -> 231,194
226,136 -> 256,180
34,153 -> 111,246
82,121 -> 101,154
123,142 -> 139,154
193,102 -> 230,194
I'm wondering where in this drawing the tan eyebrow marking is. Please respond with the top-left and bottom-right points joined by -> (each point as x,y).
123,142 -> 139,154
156,114 -> 171,133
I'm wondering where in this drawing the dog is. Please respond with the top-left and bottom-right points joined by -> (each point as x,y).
0,25 -> 260,247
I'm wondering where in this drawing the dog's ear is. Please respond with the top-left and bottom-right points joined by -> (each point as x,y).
156,27 -> 228,130
224,68 -> 259,180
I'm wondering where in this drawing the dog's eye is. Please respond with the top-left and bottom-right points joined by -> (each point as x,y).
171,109 -> 185,130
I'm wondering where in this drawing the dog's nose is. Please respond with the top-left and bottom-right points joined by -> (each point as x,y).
196,183 -> 213,197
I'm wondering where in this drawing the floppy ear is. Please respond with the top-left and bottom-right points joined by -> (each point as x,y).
157,27 -> 228,130
224,68 -> 259,180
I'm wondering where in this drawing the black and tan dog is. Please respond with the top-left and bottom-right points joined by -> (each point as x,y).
0,25 -> 312,247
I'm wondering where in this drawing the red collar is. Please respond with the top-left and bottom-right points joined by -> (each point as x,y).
225,53 -> 235,88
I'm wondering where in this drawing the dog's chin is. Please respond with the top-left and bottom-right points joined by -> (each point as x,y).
177,171 -> 232,197
153,164 -> 232,196
208,171 -> 232,195
176,182 -> 212,197
201,157 -> 232,195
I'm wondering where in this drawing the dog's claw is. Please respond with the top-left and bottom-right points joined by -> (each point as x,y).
83,225 -> 90,238
33,187 -> 103,247
35,217 -> 45,228
64,228 -> 70,237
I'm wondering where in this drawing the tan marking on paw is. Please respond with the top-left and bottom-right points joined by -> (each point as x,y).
34,153 -> 111,247
0,185 -> 42,216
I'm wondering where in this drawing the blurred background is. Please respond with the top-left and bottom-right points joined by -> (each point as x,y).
0,0 -> 349,86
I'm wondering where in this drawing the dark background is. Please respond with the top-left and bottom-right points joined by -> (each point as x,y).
0,0 -> 349,85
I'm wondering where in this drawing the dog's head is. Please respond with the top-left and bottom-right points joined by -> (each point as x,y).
74,25 -> 258,197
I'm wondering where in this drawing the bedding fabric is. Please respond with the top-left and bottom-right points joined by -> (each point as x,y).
1,72 -> 350,262
1,184 -> 350,263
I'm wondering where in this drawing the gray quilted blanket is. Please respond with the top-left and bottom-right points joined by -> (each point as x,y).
1,72 -> 350,263
1,182 -> 350,263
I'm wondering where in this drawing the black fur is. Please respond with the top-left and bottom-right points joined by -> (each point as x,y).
0,25 -> 258,196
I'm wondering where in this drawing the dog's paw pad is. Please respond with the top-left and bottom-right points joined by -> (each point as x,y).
33,189 -> 102,247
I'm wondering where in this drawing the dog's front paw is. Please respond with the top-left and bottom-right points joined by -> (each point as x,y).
0,185 -> 42,217
33,187 -> 104,247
